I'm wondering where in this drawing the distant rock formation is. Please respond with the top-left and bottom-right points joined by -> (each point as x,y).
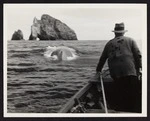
29,14 -> 78,40
11,30 -> 24,40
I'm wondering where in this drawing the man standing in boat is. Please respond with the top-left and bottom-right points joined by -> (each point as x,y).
96,23 -> 142,113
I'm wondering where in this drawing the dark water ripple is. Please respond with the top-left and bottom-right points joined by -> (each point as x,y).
8,63 -> 36,66
7,82 -> 56,87
15,102 -> 29,108
33,92 -> 73,100
31,48 -> 45,53
10,53 -> 30,58
25,76 -> 48,79
40,67 -> 75,72
8,49 -> 32,53
7,67 -> 38,72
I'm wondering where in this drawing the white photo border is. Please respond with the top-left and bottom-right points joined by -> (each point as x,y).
3,3 -> 147,117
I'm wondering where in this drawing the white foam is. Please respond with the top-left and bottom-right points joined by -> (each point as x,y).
44,46 -> 78,61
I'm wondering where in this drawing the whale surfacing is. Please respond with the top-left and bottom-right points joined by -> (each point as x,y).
44,46 -> 78,61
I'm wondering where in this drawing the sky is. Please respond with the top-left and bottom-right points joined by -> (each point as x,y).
4,4 -> 146,48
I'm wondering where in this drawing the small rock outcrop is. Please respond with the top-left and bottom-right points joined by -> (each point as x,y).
29,14 -> 78,40
11,30 -> 24,40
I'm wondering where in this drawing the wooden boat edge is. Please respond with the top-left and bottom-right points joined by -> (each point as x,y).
59,82 -> 92,113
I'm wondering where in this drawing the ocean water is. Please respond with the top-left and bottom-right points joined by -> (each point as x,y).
7,40 -> 108,113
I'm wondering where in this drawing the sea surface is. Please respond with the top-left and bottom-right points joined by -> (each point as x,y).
7,40 -> 108,113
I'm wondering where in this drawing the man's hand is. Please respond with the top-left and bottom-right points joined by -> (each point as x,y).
138,68 -> 142,81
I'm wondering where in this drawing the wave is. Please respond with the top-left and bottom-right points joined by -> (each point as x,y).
33,91 -> 74,99
31,48 -> 45,53
7,67 -> 38,72
25,76 -> 47,79
8,82 -> 56,87
17,63 -> 36,66
9,48 -> 44,54
8,63 -> 36,67
14,102 -> 29,108
10,53 -> 30,58
39,67 -> 74,72
8,48 -> 33,53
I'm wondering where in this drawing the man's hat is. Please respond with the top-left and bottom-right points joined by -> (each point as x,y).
112,22 -> 128,33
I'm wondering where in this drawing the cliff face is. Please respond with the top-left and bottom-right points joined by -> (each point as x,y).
29,14 -> 78,40
11,30 -> 24,40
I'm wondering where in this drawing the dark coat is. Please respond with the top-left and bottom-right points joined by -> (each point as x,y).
96,36 -> 142,78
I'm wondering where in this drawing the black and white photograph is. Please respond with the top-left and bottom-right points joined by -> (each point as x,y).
3,3 -> 147,117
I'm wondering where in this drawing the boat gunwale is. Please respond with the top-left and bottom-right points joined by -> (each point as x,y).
59,82 -> 93,113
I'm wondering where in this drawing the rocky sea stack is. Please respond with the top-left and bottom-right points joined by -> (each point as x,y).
11,30 -> 24,40
29,14 -> 78,40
